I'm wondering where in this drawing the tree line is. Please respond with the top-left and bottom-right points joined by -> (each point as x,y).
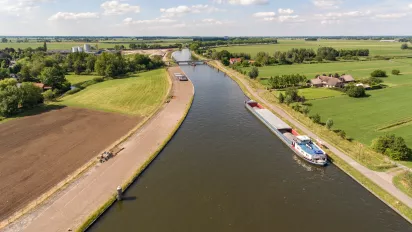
267,74 -> 307,89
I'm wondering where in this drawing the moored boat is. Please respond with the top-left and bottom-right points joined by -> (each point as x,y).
245,100 -> 327,166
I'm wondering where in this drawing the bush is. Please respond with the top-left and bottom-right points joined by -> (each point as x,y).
93,77 -> 104,82
278,92 -> 284,103
310,114 -> 321,124
338,130 -> 346,139
42,89 -> 56,101
326,118 -> 334,130
371,69 -> 387,77
371,134 -> 411,161
248,67 -> 259,79
401,43 -> 409,50
392,69 -> 400,75
65,88 -> 82,95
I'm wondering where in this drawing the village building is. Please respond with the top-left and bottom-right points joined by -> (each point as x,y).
229,58 -> 242,65
33,83 -> 52,91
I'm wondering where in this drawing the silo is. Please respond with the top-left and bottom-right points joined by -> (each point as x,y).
84,44 -> 91,52
72,47 -> 78,53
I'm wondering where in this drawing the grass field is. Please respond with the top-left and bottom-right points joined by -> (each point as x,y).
66,74 -> 99,85
246,58 -> 412,147
248,59 -> 412,87
215,39 -> 412,57
59,69 -> 169,116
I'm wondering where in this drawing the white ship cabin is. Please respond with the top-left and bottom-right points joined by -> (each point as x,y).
296,135 -> 311,144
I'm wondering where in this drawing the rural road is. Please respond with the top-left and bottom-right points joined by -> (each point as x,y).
3,67 -> 194,232
211,60 -> 412,210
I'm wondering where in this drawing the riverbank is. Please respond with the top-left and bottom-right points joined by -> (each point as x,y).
192,52 -> 412,222
3,66 -> 194,232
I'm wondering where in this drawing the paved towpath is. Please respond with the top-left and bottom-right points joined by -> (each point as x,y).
211,61 -> 412,210
3,67 -> 194,232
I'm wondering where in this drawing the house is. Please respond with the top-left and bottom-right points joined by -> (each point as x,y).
310,75 -> 343,88
33,83 -> 52,91
310,78 -> 323,87
340,74 -> 355,83
229,58 -> 242,64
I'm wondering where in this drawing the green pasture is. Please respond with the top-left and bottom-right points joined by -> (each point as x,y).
308,85 -> 412,147
215,39 -> 412,57
59,69 -> 169,116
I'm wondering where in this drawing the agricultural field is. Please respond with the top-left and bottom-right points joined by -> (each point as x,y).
249,58 -> 412,147
59,69 -> 169,116
0,38 -> 192,50
215,39 -> 412,57
0,107 -> 139,220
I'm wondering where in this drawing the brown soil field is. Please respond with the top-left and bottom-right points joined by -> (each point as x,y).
0,107 -> 140,221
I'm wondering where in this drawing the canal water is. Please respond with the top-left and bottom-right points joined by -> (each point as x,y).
89,50 -> 411,232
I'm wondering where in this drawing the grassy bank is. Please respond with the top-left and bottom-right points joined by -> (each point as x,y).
66,74 -> 100,85
59,69 -> 169,116
76,78 -> 194,232
394,172 -> 412,198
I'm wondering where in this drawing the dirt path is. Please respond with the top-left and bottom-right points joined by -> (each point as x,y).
3,67 -> 194,232
211,60 -> 412,210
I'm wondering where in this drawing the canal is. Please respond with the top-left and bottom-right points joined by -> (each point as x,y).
89,49 -> 411,232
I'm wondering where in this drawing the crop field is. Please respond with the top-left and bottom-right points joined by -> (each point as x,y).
216,39 -> 412,57
0,107 -> 139,221
59,69 -> 169,116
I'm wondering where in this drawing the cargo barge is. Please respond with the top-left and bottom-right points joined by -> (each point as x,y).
245,100 -> 327,166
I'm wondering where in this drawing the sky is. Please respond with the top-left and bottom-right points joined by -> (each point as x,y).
0,0 -> 412,36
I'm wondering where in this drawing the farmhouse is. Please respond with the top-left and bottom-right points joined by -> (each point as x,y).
229,58 -> 242,64
33,83 -> 52,91
310,74 -> 357,88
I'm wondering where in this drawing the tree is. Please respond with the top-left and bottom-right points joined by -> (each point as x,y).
401,43 -> 409,50
284,94 -> 293,105
248,67 -> 259,79
86,55 -> 97,72
1,38 -> 8,43
392,69 -> 400,75
0,68 -> 10,79
19,82 -> 43,108
346,85 -> 366,98
39,66 -> 67,90
19,65 -> 32,82
43,41 -> 47,52
73,60 -> 83,75
0,85 -> 20,116
278,92 -> 284,103
326,118 -> 334,130
311,114 -> 321,124
371,69 -> 387,77
0,78 -> 17,90
221,57 -> 230,66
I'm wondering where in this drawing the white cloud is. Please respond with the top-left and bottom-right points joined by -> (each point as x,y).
0,0 -> 50,14
313,0 -> 342,9
409,3 -> 412,8
201,18 -> 224,25
253,12 -> 276,17
48,12 -> 99,21
315,10 -> 371,24
214,0 -> 269,5
278,15 -> 303,22
160,5 -> 224,17
278,8 -> 294,14
123,17 -> 176,25
375,13 -> 408,19
101,1 -> 140,16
